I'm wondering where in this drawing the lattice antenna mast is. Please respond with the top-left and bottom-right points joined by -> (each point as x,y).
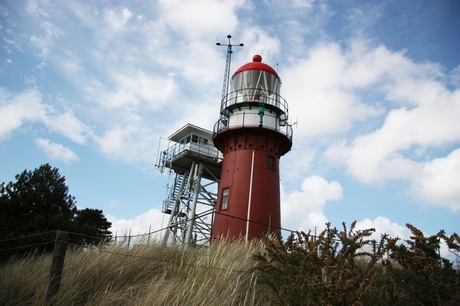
216,34 -> 244,104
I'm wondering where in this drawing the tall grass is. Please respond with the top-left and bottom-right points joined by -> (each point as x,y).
0,240 -> 274,305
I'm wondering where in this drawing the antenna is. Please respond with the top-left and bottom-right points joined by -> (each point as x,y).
216,34 -> 244,105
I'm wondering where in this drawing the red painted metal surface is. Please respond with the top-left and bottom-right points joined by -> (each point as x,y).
232,54 -> 280,79
212,127 -> 291,241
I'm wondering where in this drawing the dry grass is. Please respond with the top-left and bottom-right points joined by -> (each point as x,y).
0,240 -> 274,305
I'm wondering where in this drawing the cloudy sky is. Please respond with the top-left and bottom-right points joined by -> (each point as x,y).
1,0 -> 459,247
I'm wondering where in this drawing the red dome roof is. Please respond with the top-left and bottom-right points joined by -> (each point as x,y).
232,55 -> 280,79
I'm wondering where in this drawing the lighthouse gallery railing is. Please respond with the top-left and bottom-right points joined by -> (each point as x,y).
213,89 -> 293,140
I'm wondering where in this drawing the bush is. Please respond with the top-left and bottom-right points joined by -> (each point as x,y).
253,222 -> 460,306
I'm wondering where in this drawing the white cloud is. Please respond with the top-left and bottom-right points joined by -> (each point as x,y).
280,144 -> 316,182
292,0 -> 315,8
356,217 -> 456,259
95,125 -> 157,166
36,138 -> 79,162
355,216 -> 409,241
304,39 -> 460,211
41,21 -> 64,39
103,7 -> 133,31
29,35 -> 49,57
284,39 -> 458,141
450,65 -> 460,87
346,5 -> 384,37
327,85 -> 460,186
0,88 -> 90,145
30,21 -> 63,58
410,149 -> 460,211
97,127 -> 133,155
43,110 -> 90,145
26,0 -> 48,17
240,27 -> 281,62
96,70 -> 176,111
283,41 -> 383,138
281,176 -> 343,231
107,208 -> 166,237
0,88 -> 45,140
158,0 -> 245,40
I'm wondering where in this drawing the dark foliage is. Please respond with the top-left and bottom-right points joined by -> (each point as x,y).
0,164 -> 111,261
385,225 -> 460,305
253,222 -> 460,306
72,208 -> 112,246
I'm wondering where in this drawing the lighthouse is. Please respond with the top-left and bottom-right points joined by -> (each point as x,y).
212,54 -> 293,241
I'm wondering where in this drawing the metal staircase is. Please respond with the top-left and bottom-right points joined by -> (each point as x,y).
162,173 -> 187,215
162,162 -> 218,245
157,124 -> 222,246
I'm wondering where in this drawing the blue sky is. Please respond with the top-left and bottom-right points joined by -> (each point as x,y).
1,0 -> 459,250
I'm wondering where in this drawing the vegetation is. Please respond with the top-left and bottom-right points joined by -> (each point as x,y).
253,222 -> 460,306
0,239 -> 272,305
385,225 -> 460,305
73,208 -> 112,245
0,164 -> 111,260
0,223 -> 458,305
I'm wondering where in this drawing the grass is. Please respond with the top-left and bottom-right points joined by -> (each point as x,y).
0,240 -> 274,305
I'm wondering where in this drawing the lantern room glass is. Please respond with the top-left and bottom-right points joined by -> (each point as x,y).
230,70 -> 281,104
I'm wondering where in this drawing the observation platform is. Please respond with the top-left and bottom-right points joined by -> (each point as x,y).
158,123 -> 223,181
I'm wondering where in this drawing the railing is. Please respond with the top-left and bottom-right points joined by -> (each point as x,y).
213,115 -> 293,141
159,141 -> 223,170
220,88 -> 289,117
213,88 -> 293,141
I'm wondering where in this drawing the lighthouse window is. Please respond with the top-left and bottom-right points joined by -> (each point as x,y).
191,135 -> 199,143
221,188 -> 230,210
267,156 -> 275,170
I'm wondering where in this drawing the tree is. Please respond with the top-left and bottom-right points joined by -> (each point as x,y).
73,208 -> 112,245
0,164 -> 77,236
0,164 -> 111,260
0,164 -> 77,259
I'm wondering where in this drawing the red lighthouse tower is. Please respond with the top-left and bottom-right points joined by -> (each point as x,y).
212,54 -> 293,241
